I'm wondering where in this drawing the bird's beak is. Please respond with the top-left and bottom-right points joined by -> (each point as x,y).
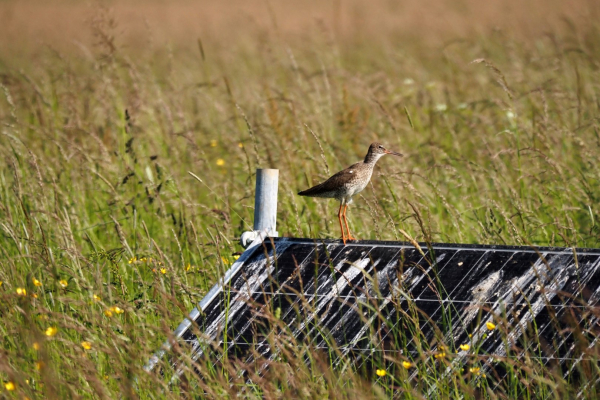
385,150 -> 403,157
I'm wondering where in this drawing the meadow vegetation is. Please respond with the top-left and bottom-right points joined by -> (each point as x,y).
1,0 -> 600,397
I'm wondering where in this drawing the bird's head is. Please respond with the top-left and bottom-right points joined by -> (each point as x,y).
368,142 -> 403,158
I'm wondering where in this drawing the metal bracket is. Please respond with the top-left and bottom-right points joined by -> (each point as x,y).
240,229 -> 278,248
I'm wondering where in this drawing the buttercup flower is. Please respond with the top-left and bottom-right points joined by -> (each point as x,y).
110,306 -> 124,315
216,158 -> 225,166
402,361 -> 412,369
45,327 -> 58,337
59,279 -> 68,288
16,287 -> 27,296
4,381 -> 15,391
32,278 -> 42,287
93,294 -> 101,301
160,268 -> 167,274
486,321 -> 496,331
375,369 -> 386,377
434,345 -> 447,359
81,341 -> 92,350
460,344 -> 470,351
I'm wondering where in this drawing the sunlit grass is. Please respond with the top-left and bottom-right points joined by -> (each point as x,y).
1,3 -> 600,398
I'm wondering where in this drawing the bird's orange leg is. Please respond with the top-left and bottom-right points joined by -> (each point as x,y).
338,203 -> 347,244
343,204 -> 357,241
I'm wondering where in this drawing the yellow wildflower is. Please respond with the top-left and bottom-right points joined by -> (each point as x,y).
110,306 -> 124,315
238,142 -> 244,148
31,293 -> 38,299
375,369 -> 386,377
216,158 -> 225,166
93,294 -> 101,301
32,342 -> 40,350
104,309 -> 113,317
59,279 -> 68,288
434,345 -> 446,359
460,344 -> 470,351
402,361 -> 412,369
160,268 -> 167,275
185,263 -> 192,271
35,361 -> 44,370
81,341 -> 92,350
16,287 -> 27,296
233,255 -> 240,261
32,277 -> 42,287
470,367 -> 480,373
210,140 -> 217,147
45,327 -> 58,337
4,381 -> 15,391
486,321 -> 496,331
128,256 -> 137,264
0,281 -> 2,286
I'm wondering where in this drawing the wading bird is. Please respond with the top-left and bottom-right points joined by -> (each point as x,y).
298,142 -> 402,244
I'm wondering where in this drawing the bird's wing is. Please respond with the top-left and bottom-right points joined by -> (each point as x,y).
298,162 -> 361,196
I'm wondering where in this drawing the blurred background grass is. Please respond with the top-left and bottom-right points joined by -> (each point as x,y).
1,0 -> 600,398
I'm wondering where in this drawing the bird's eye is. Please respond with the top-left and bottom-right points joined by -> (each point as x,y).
378,145 -> 383,149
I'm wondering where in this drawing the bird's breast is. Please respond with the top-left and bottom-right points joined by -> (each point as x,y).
343,170 -> 372,195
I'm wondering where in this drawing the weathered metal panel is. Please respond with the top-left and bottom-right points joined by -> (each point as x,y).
154,238 -> 600,381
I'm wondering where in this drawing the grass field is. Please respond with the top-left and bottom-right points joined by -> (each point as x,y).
2,0 -> 600,398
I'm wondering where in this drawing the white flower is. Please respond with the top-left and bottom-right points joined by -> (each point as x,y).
403,78 -> 415,85
435,103 -> 447,112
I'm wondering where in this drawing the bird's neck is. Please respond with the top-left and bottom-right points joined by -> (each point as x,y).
364,152 -> 383,165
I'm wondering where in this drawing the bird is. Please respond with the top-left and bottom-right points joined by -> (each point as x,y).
298,142 -> 402,244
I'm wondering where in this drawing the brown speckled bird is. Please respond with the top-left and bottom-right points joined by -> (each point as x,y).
298,142 -> 402,244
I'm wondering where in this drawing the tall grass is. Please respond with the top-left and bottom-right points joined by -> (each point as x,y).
1,1 -> 600,398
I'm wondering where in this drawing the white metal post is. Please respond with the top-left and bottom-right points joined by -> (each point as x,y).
240,169 -> 279,247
